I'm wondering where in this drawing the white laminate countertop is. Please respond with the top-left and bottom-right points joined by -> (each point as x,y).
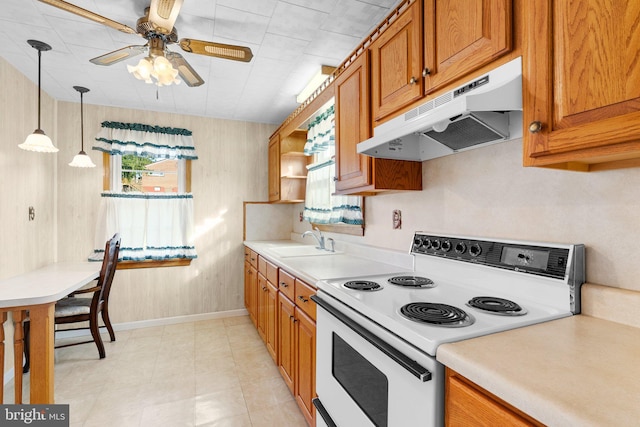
437,314 -> 640,426
0,261 -> 101,308
243,240 -> 413,285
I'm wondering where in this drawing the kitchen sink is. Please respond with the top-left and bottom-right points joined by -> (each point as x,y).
270,246 -> 342,257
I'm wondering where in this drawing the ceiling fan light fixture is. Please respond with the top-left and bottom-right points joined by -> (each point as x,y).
151,55 -> 180,86
20,40 -> 58,153
69,85 -> 95,168
127,57 -> 154,84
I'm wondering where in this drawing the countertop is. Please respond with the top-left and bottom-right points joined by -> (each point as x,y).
0,261 -> 101,308
244,240 -> 413,285
437,284 -> 640,426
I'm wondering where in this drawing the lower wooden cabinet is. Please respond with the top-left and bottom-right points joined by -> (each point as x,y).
445,368 -> 543,427
243,247 -> 317,426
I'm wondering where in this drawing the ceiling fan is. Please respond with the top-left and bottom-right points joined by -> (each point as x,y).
38,0 -> 253,87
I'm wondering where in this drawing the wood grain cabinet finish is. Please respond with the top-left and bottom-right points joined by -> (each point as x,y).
335,49 -> 423,195
295,308 -> 316,427
278,292 -> 296,394
268,131 -> 308,202
243,259 -> 257,327
423,0 -> 512,94
370,0 -> 423,124
445,368 -> 543,427
523,0 -> 640,170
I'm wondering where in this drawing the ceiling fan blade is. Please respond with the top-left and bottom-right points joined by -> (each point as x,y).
90,45 -> 147,66
38,0 -> 138,35
179,39 -> 253,63
148,0 -> 183,35
166,52 -> 205,87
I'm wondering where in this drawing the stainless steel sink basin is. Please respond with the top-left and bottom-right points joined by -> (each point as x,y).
270,245 -> 342,257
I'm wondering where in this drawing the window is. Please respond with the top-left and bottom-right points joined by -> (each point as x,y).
93,121 -> 197,268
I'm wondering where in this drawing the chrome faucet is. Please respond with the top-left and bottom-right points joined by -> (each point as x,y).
301,226 -> 325,250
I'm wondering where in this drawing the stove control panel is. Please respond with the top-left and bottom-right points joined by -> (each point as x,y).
411,233 -> 577,280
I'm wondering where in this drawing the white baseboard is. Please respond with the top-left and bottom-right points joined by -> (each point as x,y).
4,309 -> 249,385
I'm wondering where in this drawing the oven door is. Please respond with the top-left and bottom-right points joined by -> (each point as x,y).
312,292 -> 444,427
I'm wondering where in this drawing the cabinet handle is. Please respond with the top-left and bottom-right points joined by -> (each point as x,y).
289,315 -> 294,320
298,295 -> 309,303
280,282 -> 288,287
529,121 -> 543,133
262,286 -> 267,291
333,176 -> 338,182
409,76 -> 417,85
422,68 -> 431,77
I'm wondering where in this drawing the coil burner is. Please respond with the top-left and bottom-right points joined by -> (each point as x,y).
467,296 -> 528,316
388,276 -> 436,288
343,280 -> 382,291
400,302 -> 474,327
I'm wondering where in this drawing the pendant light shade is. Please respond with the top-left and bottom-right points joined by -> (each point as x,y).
19,40 -> 58,153
69,86 -> 95,168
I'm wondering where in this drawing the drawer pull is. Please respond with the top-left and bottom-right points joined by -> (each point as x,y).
298,295 -> 309,303
280,282 -> 288,287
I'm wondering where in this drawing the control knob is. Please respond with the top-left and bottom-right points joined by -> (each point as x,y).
441,240 -> 452,252
431,239 -> 441,250
455,242 -> 467,254
469,243 -> 482,257
423,239 -> 433,249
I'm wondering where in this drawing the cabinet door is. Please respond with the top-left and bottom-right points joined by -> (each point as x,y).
257,273 -> 268,341
268,133 -> 280,202
523,0 -> 640,169
295,308 -> 316,427
278,292 -> 296,394
265,280 -> 278,363
335,51 -> 372,192
423,0 -> 512,94
445,369 -> 543,426
370,0 -> 423,123
244,261 -> 258,327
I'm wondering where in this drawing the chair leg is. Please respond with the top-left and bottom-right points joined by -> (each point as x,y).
90,317 -> 106,359
23,320 -> 30,374
101,308 -> 116,342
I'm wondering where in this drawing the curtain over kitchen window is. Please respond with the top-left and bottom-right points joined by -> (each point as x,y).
303,104 -> 363,225
91,121 -> 197,261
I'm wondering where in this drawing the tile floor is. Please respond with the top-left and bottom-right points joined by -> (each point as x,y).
4,315 -> 308,427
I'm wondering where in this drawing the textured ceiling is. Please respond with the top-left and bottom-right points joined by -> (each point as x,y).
0,0 -> 400,124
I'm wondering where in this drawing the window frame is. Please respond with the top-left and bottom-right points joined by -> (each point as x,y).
102,152 -> 193,269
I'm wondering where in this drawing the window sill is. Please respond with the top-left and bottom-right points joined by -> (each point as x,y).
116,259 -> 193,270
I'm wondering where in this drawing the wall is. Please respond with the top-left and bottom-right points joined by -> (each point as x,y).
345,138 -> 640,292
55,102 -> 275,323
0,58 -> 57,378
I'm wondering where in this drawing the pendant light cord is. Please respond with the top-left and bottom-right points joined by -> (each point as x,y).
37,48 -> 42,130
80,91 -> 84,151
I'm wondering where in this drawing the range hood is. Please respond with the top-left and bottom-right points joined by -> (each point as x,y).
357,57 -> 523,161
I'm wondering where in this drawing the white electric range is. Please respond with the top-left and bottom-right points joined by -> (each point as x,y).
312,232 -> 585,427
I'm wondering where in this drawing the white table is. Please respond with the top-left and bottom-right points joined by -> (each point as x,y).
0,262 -> 101,404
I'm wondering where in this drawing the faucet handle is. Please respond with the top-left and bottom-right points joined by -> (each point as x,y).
327,238 -> 335,252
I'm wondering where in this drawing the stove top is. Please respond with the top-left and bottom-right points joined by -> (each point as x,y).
316,233 -> 585,356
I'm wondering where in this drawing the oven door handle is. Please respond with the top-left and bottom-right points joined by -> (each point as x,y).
311,295 -> 432,382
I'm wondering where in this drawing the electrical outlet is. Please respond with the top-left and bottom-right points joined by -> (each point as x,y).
28,206 -> 35,221
392,210 -> 401,229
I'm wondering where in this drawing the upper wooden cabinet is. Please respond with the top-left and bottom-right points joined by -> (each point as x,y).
523,0 -> 640,170
370,0 -> 423,124
268,131 -> 309,202
335,50 -> 423,195
423,0 -> 513,94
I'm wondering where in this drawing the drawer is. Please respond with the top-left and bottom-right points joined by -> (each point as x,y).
295,279 -> 316,321
258,256 -> 267,275
266,261 -> 278,285
246,248 -> 258,268
278,269 -> 296,301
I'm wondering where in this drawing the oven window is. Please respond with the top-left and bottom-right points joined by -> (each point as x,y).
332,333 -> 388,427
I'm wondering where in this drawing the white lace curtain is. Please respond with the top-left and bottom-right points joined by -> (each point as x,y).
91,121 -> 197,261
303,104 -> 363,225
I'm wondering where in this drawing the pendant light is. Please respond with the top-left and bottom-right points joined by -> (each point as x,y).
68,86 -> 96,168
19,40 -> 58,153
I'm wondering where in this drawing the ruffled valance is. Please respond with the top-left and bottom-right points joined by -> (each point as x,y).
93,121 -> 198,160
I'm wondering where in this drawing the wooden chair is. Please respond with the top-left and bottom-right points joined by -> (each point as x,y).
23,233 -> 121,372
